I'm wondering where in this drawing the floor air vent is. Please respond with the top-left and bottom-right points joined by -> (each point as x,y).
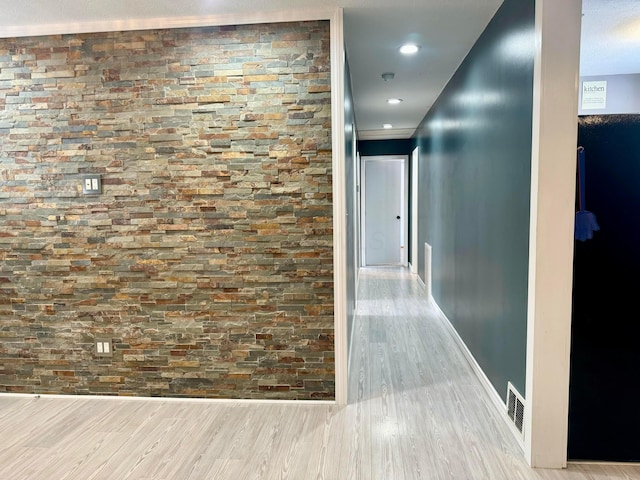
506,382 -> 525,437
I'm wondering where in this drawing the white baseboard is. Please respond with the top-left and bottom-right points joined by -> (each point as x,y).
0,392 -> 334,406
348,303 -> 358,375
429,299 -> 525,451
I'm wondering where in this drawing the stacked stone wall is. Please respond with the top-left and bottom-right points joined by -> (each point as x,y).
0,21 -> 334,399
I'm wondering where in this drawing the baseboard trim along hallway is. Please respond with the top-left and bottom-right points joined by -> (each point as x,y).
429,298 -> 526,450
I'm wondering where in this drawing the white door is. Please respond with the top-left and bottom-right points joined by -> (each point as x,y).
363,157 -> 405,265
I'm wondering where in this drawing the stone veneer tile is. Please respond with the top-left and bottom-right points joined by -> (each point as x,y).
0,21 -> 334,400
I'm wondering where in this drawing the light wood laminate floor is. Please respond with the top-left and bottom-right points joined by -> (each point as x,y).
0,267 -> 638,479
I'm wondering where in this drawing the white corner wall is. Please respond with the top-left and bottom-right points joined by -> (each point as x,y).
525,0 -> 582,468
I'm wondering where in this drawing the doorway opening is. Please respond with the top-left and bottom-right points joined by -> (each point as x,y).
361,155 -> 408,266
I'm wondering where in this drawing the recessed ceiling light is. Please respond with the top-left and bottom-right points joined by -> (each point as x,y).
387,98 -> 403,105
399,43 -> 420,55
383,123 -> 393,129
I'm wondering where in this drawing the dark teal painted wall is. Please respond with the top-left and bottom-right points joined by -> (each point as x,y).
344,57 -> 358,353
358,139 -> 414,157
413,0 -> 534,396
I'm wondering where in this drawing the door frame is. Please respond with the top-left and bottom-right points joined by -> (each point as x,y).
361,155 -> 409,267
410,147 -> 419,274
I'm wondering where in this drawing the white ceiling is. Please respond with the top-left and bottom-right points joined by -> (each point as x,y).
343,1 -> 502,139
0,1 -> 638,140
580,0 -> 640,76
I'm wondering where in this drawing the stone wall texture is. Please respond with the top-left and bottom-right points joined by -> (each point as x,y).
0,21 -> 334,399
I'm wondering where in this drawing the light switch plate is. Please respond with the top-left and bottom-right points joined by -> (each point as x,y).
82,174 -> 102,195
95,339 -> 113,357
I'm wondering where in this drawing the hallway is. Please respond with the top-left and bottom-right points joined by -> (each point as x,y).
0,267 -> 638,479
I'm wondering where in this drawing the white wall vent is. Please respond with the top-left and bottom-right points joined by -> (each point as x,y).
506,382 -> 525,437
424,243 -> 432,300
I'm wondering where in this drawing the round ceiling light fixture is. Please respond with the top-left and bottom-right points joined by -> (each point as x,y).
381,72 -> 395,82
387,98 -> 403,105
383,123 -> 393,129
399,43 -> 420,55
